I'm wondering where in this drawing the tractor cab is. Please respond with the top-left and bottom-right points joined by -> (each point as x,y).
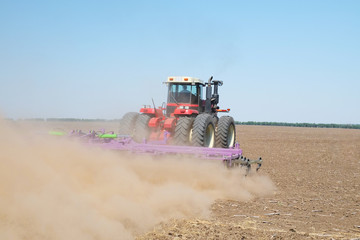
165,76 -> 204,116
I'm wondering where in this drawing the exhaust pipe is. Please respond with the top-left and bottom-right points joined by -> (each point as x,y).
205,76 -> 213,113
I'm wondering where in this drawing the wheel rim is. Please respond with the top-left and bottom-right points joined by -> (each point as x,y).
205,124 -> 215,148
189,128 -> 193,143
227,124 -> 235,147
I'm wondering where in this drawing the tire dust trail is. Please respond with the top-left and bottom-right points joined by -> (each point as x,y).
0,119 -> 275,240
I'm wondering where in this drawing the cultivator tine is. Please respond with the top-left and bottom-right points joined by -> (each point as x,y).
246,161 -> 251,176
226,155 -> 263,175
256,157 -> 262,171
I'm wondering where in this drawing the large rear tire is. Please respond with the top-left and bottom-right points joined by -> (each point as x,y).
133,114 -> 151,143
174,117 -> 194,145
192,114 -> 215,148
216,116 -> 236,148
119,112 -> 139,135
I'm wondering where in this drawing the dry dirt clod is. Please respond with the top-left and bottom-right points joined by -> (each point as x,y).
264,212 -> 280,216
312,210 -> 323,212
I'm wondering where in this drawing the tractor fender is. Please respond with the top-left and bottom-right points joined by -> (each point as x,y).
164,117 -> 176,131
140,107 -> 164,118
148,117 -> 162,128
140,107 -> 156,115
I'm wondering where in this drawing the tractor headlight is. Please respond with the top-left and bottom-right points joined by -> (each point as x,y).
185,106 -> 190,110
178,106 -> 184,109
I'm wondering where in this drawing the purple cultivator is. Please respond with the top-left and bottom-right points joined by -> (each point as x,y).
68,129 -> 263,173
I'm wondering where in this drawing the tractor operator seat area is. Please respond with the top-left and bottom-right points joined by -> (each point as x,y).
167,84 -> 202,105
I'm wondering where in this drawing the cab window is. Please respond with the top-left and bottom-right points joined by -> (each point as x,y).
168,84 -> 199,104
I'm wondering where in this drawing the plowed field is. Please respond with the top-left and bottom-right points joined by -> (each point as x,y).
139,125 -> 360,239
4,121 -> 360,239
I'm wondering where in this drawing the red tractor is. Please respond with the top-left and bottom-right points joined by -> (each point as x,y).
119,76 -> 236,148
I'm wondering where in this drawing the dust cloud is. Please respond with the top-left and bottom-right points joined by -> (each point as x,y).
0,119 -> 275,240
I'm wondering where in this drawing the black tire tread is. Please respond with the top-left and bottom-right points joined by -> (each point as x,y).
134,114 -> 151,143
174,117 -> 194,145
215,116 -> 236,148
118,112 -> 139,135
192,114 -> 214,147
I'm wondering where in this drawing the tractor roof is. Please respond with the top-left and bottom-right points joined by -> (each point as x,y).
166,76 -> 204,85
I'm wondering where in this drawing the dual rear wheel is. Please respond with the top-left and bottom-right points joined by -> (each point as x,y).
215,116 -> 236,148
118,112 -> 139,135
175,114 -> 236,148
191,114 -> 216,148
118,112 -> 151,143
174,117 -> 194,146
119,112 -> 236,148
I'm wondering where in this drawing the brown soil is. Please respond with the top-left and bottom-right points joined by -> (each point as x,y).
138,126 -> 360,240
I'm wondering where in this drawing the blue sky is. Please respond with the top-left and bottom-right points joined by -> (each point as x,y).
0,0 -> 359,123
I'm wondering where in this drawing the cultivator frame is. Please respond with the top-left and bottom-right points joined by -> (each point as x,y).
66,129 -> 263,173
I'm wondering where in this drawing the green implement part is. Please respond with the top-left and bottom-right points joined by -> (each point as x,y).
99,133 -> 117,138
